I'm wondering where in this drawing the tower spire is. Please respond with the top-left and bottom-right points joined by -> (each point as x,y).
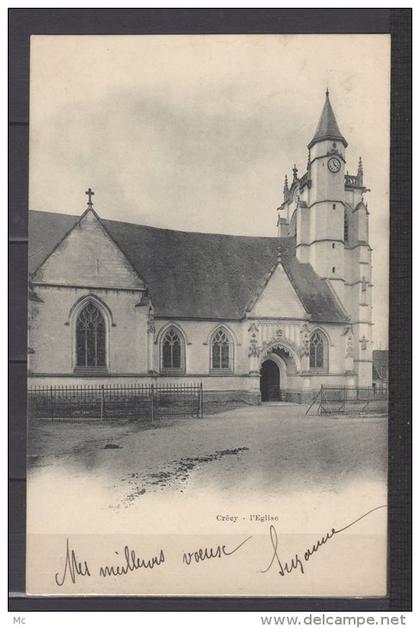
357,156 -> 364,184
283,175 -> 289,200
308,90 -> 347,150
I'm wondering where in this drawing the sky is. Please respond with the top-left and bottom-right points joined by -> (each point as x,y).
29,34 -> 390,348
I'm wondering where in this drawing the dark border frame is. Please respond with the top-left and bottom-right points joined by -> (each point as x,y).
8,8 -> 412,612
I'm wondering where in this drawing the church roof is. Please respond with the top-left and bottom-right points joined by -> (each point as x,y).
308,90 -> 348,150
28,210 -> 349,323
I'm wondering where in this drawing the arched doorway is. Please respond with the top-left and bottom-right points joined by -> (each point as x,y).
260,359 -> 281,401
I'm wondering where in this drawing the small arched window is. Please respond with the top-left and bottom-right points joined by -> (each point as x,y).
76,301 -> 106,368
161,326 -> 185,373
309,330 -> 328,371
211,328 -> 233,371
344,210 -> 349,243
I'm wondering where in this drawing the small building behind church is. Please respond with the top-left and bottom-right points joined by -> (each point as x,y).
372,350 -> 388,393
28,91 -> 373,404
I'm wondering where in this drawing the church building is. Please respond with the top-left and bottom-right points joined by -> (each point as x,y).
28,91 -> 373,403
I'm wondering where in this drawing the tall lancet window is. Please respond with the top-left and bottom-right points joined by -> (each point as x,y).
344,210 -> 349,243
309,330 -> 328,371
211,328 -> 233,371
76,302 -> 106,368
161,327 -> 185,372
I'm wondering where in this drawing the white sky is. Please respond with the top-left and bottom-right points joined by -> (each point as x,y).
29,34 -> 390,348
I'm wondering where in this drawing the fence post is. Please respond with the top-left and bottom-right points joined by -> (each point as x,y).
151,384 -> 154,424
199,382 -> 203,418
101,385 -> 105,420
50,386 -> 54,422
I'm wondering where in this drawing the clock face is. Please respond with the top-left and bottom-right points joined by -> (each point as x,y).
328,157 -> 341,173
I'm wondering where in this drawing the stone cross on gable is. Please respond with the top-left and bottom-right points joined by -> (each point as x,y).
85,187 -> 95,208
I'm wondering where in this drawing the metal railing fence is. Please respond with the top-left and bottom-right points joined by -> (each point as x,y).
306,385 -> 388,416
28,382 -> 203,422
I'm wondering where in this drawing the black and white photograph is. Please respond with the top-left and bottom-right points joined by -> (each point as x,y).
25,33 -> 390,597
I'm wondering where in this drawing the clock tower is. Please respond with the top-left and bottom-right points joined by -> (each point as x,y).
296,89 -> 348,303
277,89 -> 373,387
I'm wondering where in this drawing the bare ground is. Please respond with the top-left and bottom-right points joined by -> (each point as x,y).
28,404 -> 387,507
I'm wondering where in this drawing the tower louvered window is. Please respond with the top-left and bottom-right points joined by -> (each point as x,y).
344,210 -> 349,243
76,302 -> 106,367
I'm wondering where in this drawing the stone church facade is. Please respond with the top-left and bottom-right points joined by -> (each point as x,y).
28,91 -> 373,403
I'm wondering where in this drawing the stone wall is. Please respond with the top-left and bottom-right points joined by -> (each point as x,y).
29,285 -> 148,375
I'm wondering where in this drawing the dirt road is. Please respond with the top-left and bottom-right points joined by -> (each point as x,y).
28,404 -> 387,508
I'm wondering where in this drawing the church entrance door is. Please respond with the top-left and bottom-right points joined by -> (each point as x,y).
260,359 -> 281,402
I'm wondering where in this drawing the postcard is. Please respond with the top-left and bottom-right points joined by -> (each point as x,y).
26,34 -> 390,596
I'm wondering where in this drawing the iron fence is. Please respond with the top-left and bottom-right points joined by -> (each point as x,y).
28,383 -> 203,422
306,385 -> 388,416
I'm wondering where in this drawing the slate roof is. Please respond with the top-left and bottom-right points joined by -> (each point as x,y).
308,90 -> 348,150
29,210 -> 349,323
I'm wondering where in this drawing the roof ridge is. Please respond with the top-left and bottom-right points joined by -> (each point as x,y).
29,210 -> 287,242
29,210 -> 349,323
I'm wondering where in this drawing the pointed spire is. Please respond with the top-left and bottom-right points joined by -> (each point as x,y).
357,156 -> 364,184
292,164 -> 298,181
308,90 -> 348,150
283,175 -> 289,200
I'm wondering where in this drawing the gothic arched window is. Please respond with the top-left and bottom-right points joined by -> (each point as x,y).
344,210 -> 349,243
309,330 -> 328,371
76,301 -> 106,368
211,328 -> 233,371
161,326 -> 185,373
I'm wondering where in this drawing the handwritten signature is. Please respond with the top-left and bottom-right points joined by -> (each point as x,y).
54,505 -> 386,586
261,505 -> 387,577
